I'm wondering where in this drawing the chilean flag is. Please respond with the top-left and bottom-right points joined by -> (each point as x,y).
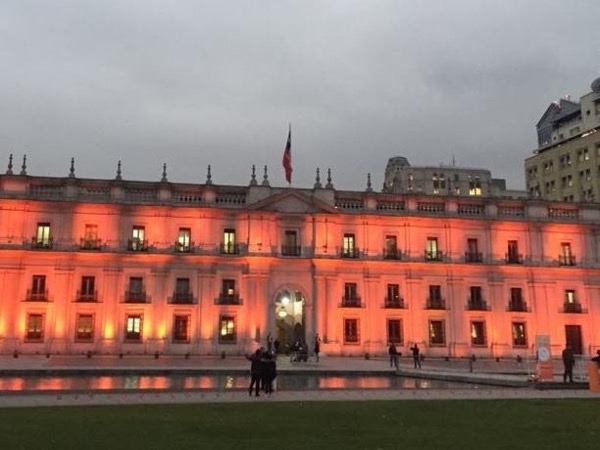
282,125 -> 292,184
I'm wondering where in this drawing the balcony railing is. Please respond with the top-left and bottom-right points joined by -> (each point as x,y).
80,238 -> 102,250
281,245 -> 301,256
425,298 -> 446,310
425,250 -> 443,261
26,289 -> 48,301
171,291 -> 195,304
507,300 -> 530,312
215,293 -> 242,305
174,241 -> 194,253
31,237 -> 53,249
505,253 -> 523,264
220,243 -> 240,255
464,252 -> 483,263
341,248 -> 360,259
341,297 -> 362,308
562,302 -> 584,313
384,297 -> 405,308
124,291 -> 147,303
128,239 -> 148,252
76,290 -> 98,302
466,300 -> 490,311
383,248 -> 402,260
558,255 -> 576,266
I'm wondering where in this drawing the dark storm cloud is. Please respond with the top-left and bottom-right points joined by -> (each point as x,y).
1,0 -> 598,191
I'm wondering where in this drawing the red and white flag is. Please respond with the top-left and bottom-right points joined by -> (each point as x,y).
282,125 -> 292,184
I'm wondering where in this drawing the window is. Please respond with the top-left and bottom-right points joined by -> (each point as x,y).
219,315 -> 236,343
470,321 -> 486,346
173,315 -> 190,342
176,228 -> 191,252
425,237 -> 440,261
468,176 -> 482,196
31,275 -> 46,299
343,318 -> 360,344
564,289 -> 581,313
219,279 -> 239,304
79,276 -> 96,301
384,235 -> 398,259
560,243 -> 574,266
75,314 -> 94,342
282,230 -> 299,256
82,224 -> 100,249
512,322 -> 527,347
432,173 -> 440,194
26,313 -> 44,341
386,284 -> 401,307
565,289 -> 576,304
428,285 -> 443,309
223,279 -> 235,296
343,283 -> 360,307
174,278 -> 192,303
126,277 -> 145,303
509,288 -> 526,312
429,320 -> 446,346
130,226 -> 146,251
222,228 -> 237,254
35,222 -> 52,248
466,238 -> 481,262
125,315 -> 143,341
387,319 -> 403,345
506,240 -> 521,264
342,233 -> 357,258
468,286 -> 485,310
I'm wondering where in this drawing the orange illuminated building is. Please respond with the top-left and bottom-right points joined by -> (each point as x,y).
0,158 -> 599,359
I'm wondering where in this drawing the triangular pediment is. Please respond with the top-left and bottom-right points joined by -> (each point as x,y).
248,189 -> 337,214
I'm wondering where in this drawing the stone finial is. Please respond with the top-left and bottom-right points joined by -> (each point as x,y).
20,155 -> 27,176
206,165 -> 213,185
325,168 -> 334,189
69,157 -> 76,178
161,163 -> 168,182
6,153 -> 13,175
115,160 -> 122,180
314,167 -> 322,189
261,165 -> 270,187
366,173 -> 373,192
249,165 -> 258,186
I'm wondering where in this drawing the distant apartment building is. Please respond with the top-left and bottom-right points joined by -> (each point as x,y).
525,76 -> 600,202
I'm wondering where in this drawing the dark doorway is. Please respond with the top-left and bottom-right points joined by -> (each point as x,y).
565,325 -> 583,355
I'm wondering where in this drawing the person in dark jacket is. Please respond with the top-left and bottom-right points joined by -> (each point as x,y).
388,343 -> 399,369
410,344 -> 421,369
562,346 -> 575,383
246,349 -> 263,396
262,352 -> 277,394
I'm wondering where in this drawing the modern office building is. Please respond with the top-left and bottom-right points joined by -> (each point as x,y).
525,76 -> 600,202
0,156 -> 599,359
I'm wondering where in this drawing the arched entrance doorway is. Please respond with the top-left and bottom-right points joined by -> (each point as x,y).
274,289 -> 305,354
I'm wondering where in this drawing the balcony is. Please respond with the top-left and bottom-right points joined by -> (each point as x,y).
281,245 -> 301,257
215,293 -> 242,305
26,289 -> 48,301
76,290 -> 98,302
562,302 -> 584,314
174,241 -> 194,253
341,297 -> 362,308
425,298 -> 446,310
466,300 -> 490,311
507,300 -> 530,312
80,238 -> 102,250
220,243 -> 240,255
341,248 -> 360,259
383,248 -> 402,260
464,252 -> 483,263
128,239 -> 148,252
558,255 -> 576,266
31,237 -> 53,249
383,297 -> 405,309
424,250 -> 443,262
124,291 -> 147,303
171,291 -> 195,304
505,253 -> 523,264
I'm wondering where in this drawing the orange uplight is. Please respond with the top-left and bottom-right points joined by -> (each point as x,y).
157,322 -> 167,339
104,322 -> 114,339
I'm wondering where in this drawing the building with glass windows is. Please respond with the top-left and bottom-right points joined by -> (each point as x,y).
0,157 -> 599,358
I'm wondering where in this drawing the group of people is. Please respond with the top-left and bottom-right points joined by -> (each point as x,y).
246,348 -> 277,397
388,343 -> 422,369
561,346 -> 600,383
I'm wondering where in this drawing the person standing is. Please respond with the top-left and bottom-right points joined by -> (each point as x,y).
246,349 -> 263,396
262,352 -> 277,395
562,345 -> 575,383
388,343 -> 399,369
410,343 -> 421,369
313,333 -> 321,362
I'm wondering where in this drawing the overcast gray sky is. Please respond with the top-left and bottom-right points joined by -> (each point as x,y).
1,0 -> 599,191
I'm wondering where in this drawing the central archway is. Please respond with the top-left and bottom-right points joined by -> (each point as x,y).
273,288 -> 305,355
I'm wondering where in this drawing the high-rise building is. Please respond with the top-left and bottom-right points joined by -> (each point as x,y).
525,76 -> 600,202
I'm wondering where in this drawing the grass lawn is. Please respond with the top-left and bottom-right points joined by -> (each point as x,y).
0,399 -> 599,449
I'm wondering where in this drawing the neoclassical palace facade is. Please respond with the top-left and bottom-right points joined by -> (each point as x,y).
1,162 -> 599,358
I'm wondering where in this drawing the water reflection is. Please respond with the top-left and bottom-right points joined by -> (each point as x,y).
0,374 -> 478,393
